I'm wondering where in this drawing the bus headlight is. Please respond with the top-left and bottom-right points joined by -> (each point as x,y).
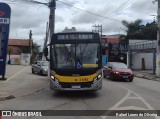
98,74 -> 102,79
51,75 -> 54,79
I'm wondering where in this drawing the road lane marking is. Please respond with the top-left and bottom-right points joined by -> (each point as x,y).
99,85 -> 159,119
0,66 -> 29,84
109,90 -> 131,110
117,86 -> 159,119
117,86 -> 154,110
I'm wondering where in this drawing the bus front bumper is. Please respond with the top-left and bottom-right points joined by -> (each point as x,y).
50,78 -> 102,91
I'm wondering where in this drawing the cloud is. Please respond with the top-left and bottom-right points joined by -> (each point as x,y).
10,4 -> 49,29
55,15 -> 64,23
130,0 -> 157,16
1,0 -> 158,47
71,12 -> 98,24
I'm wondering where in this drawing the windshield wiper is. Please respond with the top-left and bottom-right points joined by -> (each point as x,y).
81,43 -> 88,56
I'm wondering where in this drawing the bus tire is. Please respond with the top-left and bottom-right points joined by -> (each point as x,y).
32,68 -> 34,74
128,79 -> 133,82
110,75 -> 114,81
40,70 -> 43,76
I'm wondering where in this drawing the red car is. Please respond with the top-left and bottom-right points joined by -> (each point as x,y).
103,62 -> 134,82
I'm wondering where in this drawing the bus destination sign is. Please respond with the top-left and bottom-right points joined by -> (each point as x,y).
57,34 -> 95,40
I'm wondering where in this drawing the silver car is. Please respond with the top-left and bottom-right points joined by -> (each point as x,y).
32,61 -> 48,75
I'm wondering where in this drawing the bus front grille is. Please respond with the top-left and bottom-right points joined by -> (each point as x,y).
59,82 -> 93,88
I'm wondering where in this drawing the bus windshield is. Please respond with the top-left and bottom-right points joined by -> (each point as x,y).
51,43 -> 100,69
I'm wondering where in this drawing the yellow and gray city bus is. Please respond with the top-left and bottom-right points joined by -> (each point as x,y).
48,32 -> 102,91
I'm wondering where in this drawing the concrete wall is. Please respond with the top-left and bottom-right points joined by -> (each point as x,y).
20,53 -> 30,65
7,53 -> 30,65
131,53 -> 153,70
7,55 -> 21,64
130,40 -> 149,44
129,39 -> 156,44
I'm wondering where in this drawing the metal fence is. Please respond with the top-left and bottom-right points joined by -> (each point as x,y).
129,40 -> 157,51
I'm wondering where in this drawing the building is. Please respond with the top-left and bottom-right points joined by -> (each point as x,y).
7,39 -> 32,65
102,34 -> 128,65
102,35 -> 121,55
62,27 -> 76,32
129,39 -> 157,71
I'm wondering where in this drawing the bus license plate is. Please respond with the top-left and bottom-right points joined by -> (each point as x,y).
123,76 -> 128,78
72,86 -> 81,89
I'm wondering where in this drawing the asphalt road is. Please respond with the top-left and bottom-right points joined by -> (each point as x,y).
0,65 -> 160,119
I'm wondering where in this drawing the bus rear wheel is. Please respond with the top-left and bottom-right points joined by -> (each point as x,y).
128,79 -> 133,82
32,68 -> 34,74
40,70 -> 43,76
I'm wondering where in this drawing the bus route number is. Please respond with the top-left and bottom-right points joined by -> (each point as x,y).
75,78 -> 88,82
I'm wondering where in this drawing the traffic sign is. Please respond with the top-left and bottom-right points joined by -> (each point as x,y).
0,2 -> 11,79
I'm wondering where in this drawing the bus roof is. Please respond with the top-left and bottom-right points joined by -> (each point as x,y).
54,31 -> 99,34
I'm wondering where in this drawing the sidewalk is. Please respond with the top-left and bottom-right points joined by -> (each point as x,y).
133,70 -> 160,82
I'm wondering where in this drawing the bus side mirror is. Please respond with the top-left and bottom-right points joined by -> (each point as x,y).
44,47 -> 49,61
158,40 -> 160,46
44,47 -> 48,56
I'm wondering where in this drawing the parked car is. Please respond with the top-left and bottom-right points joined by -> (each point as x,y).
32,61 -> 48,75
103,62 -> 134,82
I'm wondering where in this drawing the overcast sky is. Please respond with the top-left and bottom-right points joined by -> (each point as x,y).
0,0 -> 157,48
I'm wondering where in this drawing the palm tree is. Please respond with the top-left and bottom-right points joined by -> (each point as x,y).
31,42 -> 40,63
121,19 -> 144,40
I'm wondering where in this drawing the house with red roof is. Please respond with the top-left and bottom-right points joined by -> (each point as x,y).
7,39 -> 32,65
102,35 -> 121,55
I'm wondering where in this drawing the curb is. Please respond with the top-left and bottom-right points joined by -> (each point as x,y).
134,74 -> 160,82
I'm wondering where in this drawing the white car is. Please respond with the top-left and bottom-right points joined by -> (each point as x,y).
32,61 -> 48,75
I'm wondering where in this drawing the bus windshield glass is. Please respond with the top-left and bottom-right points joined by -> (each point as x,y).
51,43 -> 100,69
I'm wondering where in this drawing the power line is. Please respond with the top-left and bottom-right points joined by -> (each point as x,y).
3,0 -> 56,43
57,0 -> 122,22
5,0 -> 121,23
116,0 -> 139,15
57,0 -> 140,26
56,0 -> 137,25
3,0 -> 144,35
99,0 -> 139,25
4,0 -> 48,6
99,0 -> 133,24
96,0 -> 132,24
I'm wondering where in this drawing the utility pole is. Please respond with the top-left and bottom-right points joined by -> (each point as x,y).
157,0 -> 160,77
29,30 -> 32,54
3,0 -> 56,41
43,22 -> 49,52
92,25 -> 103,45
29,30 -> 32,64
49,0 -> 56,42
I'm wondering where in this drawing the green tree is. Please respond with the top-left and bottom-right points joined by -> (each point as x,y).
31,42 -> 40,63
120,19 -> 157,43
141,21 -> 157,40
122,19 -> 144,40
